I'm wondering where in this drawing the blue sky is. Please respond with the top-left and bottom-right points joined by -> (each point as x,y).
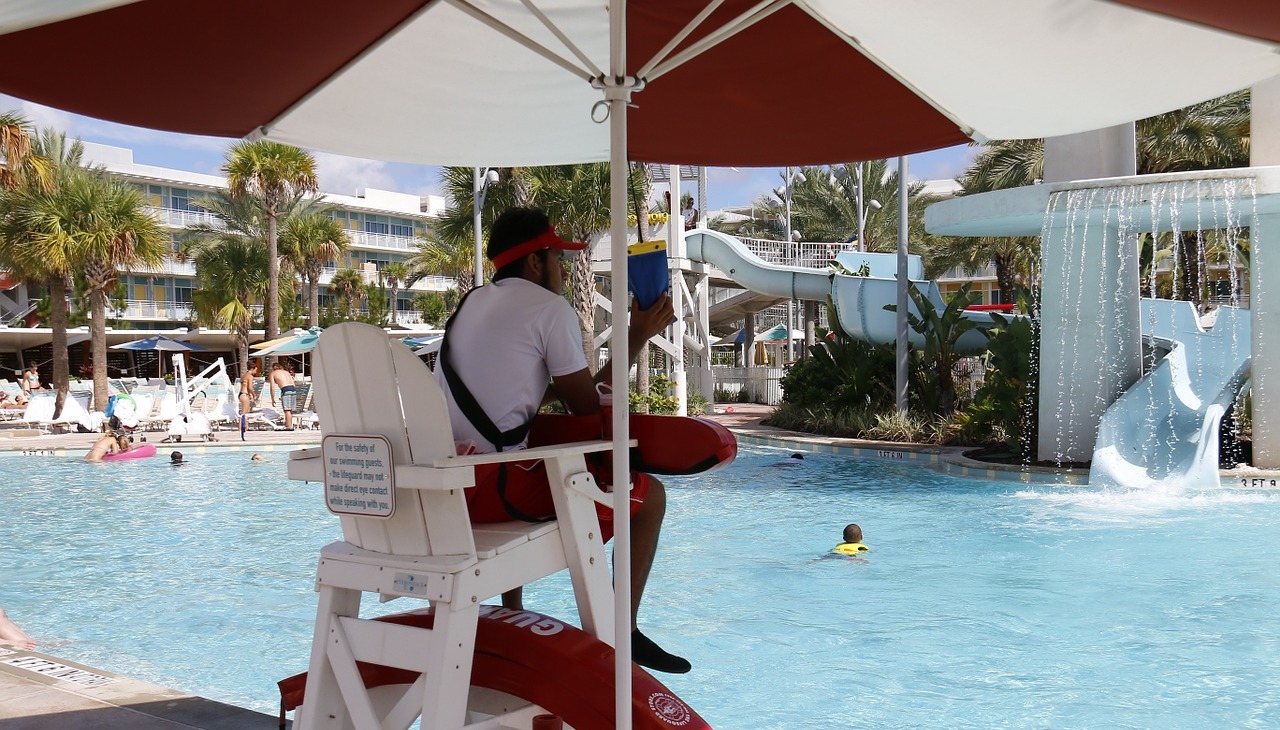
1,93 -> 976,210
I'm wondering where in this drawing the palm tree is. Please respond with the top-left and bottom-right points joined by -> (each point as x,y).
789,160 -> 938,252
70,173 -> 167,409
183,232 -> 270,377
0,120 -> 69,415
381,261 -> 410,325
528,163 -> 613,366
280,211 -> 348,328
182,194 -> 274,375
329,267 -> 365,318
223,140 -> 318,347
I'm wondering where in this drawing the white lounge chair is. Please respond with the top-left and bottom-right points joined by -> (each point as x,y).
286,322 -> 617,730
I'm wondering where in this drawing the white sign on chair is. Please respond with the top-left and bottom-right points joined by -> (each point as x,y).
322,434 -> 395,518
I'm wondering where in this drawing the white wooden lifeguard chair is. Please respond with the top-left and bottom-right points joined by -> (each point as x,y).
287,322 -> 620,729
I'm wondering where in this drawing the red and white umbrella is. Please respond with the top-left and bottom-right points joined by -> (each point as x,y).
3,2 -> 1277,726
0,1 -> 1277,167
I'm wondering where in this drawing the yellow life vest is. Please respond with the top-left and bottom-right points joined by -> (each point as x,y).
831,542 -> 868,555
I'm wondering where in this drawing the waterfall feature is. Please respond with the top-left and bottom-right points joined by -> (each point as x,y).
926,168 -> 1280,487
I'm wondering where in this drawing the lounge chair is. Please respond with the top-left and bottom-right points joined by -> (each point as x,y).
285,322 -> 616,729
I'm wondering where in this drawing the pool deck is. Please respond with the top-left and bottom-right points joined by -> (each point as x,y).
4,404 -> 1277,727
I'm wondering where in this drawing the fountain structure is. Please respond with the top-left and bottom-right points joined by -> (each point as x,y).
926,166 -> 1280,485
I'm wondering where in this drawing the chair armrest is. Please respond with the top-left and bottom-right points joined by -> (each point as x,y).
287,451 -> 475,490
431,439 -> 636,468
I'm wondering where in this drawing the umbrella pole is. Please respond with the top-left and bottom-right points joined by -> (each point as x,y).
606,3 -> 632,727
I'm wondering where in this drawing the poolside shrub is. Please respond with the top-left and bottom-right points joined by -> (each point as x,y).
959,309 -> 1039,456
629,373 -> 708,416
780,337 -> 896,412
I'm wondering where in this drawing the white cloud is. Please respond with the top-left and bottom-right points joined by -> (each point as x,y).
313,151 -> 399,197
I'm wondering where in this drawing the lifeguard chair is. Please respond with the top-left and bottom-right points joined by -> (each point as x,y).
286,322 -> 620,729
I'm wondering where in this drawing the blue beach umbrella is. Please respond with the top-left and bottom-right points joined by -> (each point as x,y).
111,335 -> 207,352
251,328 -> 323,357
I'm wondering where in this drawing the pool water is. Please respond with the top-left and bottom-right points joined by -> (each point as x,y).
4,446 -> 1280,728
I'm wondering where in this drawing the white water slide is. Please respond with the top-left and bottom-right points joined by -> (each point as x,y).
684,229 -> 993,353
685,229 -> 1250,489
1090,300 -> 1251,489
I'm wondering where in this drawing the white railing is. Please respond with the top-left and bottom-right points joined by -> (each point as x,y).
734,237 -> 854,270
120,300 -> 194,321
713,365 -> 785,405
147,206 -> 221,229
347,229 -> 419,251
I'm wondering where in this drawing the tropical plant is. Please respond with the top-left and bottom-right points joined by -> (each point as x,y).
329,267 -> 365,317
956,305 -> 1040,456
363,277 -> 390,326
413,290 -> 447,327
0,122 -> 75,415
789,160 -> 940,253
223,140 -> 318,347
409,166 -> 526,292
890,284 -> 987,417
70,173 -> 168,409
780,335 -> 897,413
181,196 -> 274,375
381,261 -> 410,325
279,211 -> 348,328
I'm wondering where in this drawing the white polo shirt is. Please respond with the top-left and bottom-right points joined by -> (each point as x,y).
435,277 -> 587,453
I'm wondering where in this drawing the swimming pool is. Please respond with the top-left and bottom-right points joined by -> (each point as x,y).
3,446 -> 1279,728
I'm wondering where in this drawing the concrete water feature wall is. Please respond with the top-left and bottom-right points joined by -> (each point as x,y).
926,167 -> 1280,470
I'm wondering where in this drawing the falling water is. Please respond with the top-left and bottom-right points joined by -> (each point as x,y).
1037,176 -> 1253,484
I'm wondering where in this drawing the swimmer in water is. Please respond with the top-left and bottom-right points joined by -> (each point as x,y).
831,523 -> 868,556
250,453 -> 264,462
768,453 -> 806,467
170,451 -> 184,465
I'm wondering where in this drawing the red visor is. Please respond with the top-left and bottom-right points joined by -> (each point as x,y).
490,227 -> 587,271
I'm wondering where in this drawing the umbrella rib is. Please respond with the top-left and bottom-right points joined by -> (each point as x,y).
796,3 -> 981,142
446,0 -> 593,82
634,0 -> 727,81
517,0 -> 603,79
646,0 -> 792,82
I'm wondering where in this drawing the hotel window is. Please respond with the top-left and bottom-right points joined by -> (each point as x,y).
174,280 -> 193,304
390,218 -> 414,237
364,214 -> 389,235
169,188 -> 195,211
148,184 -> 164,207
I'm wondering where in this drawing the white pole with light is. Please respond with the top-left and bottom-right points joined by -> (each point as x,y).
670,165 -> 687,416
895,155 -> 910,413
777,168 -> 804,361
604,1 -> 633,726
473,167 -> 499,288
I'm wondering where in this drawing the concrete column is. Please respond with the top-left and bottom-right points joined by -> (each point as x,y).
1038,124 -> 1139,464
1037,217 -> 1143,463
1251,77 -> 1280,468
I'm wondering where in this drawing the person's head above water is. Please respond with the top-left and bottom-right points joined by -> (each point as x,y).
790,453 -> 804,460
170,451 -> 183,463
843,523 -> 863,544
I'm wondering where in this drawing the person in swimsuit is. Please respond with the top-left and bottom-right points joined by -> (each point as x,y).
20,365 -> 40,394
239,362 -> 259,418
269,361 -> 296,430
85,434 -> 129,462
0,607 -> 35,650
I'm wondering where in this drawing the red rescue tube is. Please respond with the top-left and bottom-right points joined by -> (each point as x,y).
529,413 -> 736,476
101,443 -> 157,461
279,606 -> 711,730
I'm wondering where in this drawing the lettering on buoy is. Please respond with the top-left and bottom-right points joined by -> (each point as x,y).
647,692 -> 692,726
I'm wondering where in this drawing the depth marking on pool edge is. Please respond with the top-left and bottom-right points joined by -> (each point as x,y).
2,655 -> 118,687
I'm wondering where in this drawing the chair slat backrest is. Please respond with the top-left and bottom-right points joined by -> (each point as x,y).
312,322 -> 472,557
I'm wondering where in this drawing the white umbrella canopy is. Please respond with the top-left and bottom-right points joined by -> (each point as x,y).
7,1 -> 1279,725
1,1 -> 1278,167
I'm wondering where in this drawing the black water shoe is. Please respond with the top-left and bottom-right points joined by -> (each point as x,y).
632,630 -> 691,674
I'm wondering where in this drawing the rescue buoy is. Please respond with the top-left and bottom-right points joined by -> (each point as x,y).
101,443 -> 157,461
278,606 -> 711,730
529,413 -> 737,476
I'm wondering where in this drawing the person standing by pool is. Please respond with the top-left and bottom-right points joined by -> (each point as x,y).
269,361 -> 296,430
238,358 -> 259,438
0,607 -> 35,650
436,207 -> 688,674
20,364 -> 41,394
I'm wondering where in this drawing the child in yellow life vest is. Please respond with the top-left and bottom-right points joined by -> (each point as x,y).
831,523 -> 868,555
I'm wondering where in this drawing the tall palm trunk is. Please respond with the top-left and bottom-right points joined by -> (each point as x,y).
48,276 -> 69,420
307,266 -> 322,329
389,282 -> 400,325
266,210 -> 280,344
237,322 -> 250,379
633,164 -> 653,408
571,248 -> 595,371
89,285 -> 109,412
